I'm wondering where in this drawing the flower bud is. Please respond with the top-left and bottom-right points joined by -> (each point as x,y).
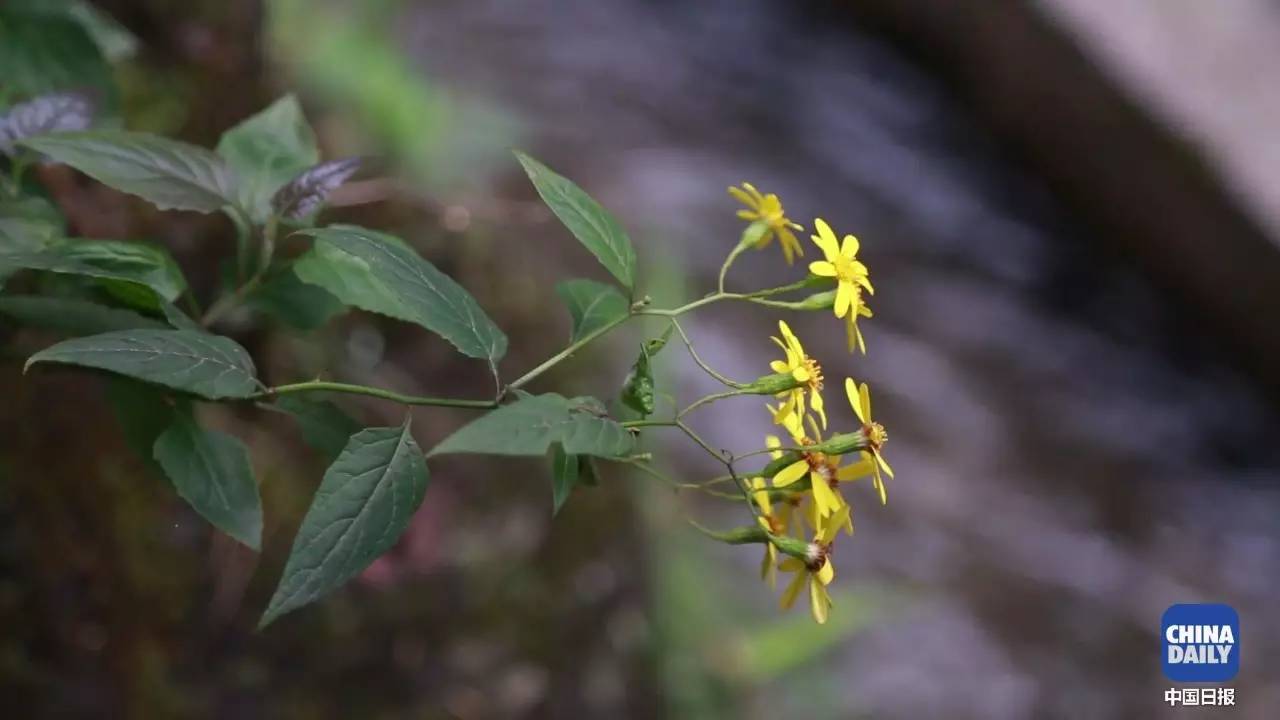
794,289 -> 837,311
738,371 -> 801,396
767,532 -> 811,559
810,431 -> 869,456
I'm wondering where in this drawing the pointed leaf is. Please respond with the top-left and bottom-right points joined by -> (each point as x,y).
153,413 -> 262,550
105,377 -> 186,469
25,328 -> 259,399
216,95 -> 319,223
0,91 -> 93,155
515,151 -> 636,290
550,444 -> 577,515
260,421 -> 429,627
276,396 -> 362,462
294,225 -> 507,362
272,157 -> 361,221
0,239 -> 187,308
430,393 -> 634,459
21,131 -> 236,212
555,278 -> 628,343
0,295 -> 165,335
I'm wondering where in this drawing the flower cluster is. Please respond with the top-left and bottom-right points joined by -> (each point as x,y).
722,185 -> 895,624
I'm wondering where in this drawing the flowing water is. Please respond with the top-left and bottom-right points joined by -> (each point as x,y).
402,1 -> 1280,717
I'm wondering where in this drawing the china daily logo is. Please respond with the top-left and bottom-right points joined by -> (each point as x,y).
1162,603 -> 1239,682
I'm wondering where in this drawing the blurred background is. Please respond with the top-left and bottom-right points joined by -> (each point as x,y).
2,0 -> 1279,717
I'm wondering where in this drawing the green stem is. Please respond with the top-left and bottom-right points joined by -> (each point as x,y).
225,207 -> 252,283
262,381 -> 497,408
505,308 -> 633,394
668,317 -> 743,388
717,241 -> 749,293
677,389 -> 747,419
200,272 -> 264,327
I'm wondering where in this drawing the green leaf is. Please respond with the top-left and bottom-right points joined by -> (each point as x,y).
0,9 -> 114,109
515,151 -> 636,290
21,131 -> 236,213
430,393 -> 634,459
0,240 -> 187,307
153,413 -> 262,550
0,196 -> 65,230
246,267 -> 345,330
25,329 -> 259,399
275,396 -> 362,462
216,95 -> 319,223
159,301 -> 202,332
620,345 -> 656,417
620,328 -> 671,417
550,445 -> 577,515
105,377 -> 186,468
0,295 -> 166,335
555,278 -> 628,343
260,421 -> 429,627
294,225 -> 507,363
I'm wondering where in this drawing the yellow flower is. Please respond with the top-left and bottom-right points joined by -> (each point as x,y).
844,293 -> 874,355
764,435 -> 801,538
846,378 -> 893,505
779,504 -> 849,624
768,408 -> 847,521
728,182 -> 804,264
808,218 -> 873,319
768,320 -> 826,429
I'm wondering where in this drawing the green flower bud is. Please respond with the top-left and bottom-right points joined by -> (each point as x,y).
738,371 -> 801,396
767,532 -> 812,559
810,431 -> 869,456
795,289 -> 837,310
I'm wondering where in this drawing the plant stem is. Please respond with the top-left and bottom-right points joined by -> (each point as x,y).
667,317 -> 742,388
677,389 -> 746,419
200,272 -> 263,327
505,309 -> 633,394
717,241 -> 748,293
262,380 -> 497,408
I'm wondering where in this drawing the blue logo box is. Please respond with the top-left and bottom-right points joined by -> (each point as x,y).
1161,603 -> 1239,682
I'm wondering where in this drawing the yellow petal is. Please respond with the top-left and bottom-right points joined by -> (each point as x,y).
836,457 -> 874,481
760,545 -> 777,589
873,468 -> 887,505
820,505 -> 851,543
810,388 -> 826,430
809,577 -> 830,624
834,281 -> 852,318
780,569 -> 805,611
766,435 -> 782,459
840,234 -> 860,258
769,360 -> 789,374
808,261 -> 837,277
811,472 -> 838,517
773,460 -> 809,487
845,378 -> 865,422
812,218 -> 839,258
816,558 -> 835,585
875,450 -> 894,479
859,383 -> 872,422
779,556 -> 805,573
735,209 -> 757,221
792,366 -> 810,384
743,182 -> 764,203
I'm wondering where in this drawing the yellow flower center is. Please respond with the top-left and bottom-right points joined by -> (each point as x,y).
758,197 -> 785,227
802,357 -> 823,392
865,422 -> 888,450
833,256 -> 865,285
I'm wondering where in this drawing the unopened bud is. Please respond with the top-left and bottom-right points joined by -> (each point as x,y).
795,289 -> 837,310
810,431 -> 869,456
739,371 -> 801,396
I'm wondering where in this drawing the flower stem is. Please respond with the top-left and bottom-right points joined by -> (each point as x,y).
261,381 -> 497,408
667,317 -> 743,388
677,389 -> 747,419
